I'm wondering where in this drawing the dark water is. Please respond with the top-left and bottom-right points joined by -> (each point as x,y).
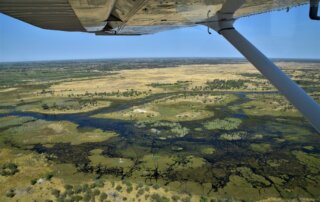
0,91 -> 274,137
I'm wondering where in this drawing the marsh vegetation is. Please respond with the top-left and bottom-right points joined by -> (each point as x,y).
0,58 -> 320,201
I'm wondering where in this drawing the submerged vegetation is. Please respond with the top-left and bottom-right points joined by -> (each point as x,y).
0,58 -> 320,201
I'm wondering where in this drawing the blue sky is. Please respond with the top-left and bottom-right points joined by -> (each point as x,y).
0,5 -> 319,62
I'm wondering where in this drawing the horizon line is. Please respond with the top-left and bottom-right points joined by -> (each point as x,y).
1,56 -> 320,64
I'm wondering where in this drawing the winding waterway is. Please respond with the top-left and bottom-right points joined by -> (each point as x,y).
0,91 -> 278,136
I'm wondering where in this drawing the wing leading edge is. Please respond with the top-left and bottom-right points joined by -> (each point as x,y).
0,0 -> 308,35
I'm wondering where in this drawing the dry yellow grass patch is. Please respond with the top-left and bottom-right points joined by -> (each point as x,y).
0,148 -> 55,202
257,197 -> 315,202
49,64 -> 258,97
160,94 -> 235,105
0,88 -> 18,93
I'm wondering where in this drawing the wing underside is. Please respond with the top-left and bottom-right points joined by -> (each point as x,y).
0,0 -> 308,35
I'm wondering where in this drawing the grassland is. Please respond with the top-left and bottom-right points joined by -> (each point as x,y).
18,98 -> 112,114
0,117 -> 117,147
0,59 -> 320,201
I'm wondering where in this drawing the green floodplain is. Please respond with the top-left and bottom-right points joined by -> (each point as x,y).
0,58 -> 319,202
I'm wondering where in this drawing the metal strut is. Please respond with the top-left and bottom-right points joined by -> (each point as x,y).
220,28 -> 320,132
203,0 -> 320,133
310,0 -> 320,20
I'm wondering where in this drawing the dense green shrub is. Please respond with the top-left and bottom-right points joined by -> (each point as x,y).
95,179 -> 105,188
137,188 -> 145,196
124,181 -> 132,187
71,195 -> 83,202
51,189 -> 60,198
31,178 -> 38,185
152,184 -> 160,190
205,79 -> 248,90
126,185 -> 133,193
182,197 -> 191,202
82,184 -> 90,192
99,192 -> 108,202
90,183 -> 96,188
200,196 -> 208,202
73,185 -> 82,194
0,163 -> 18,176
93,189 -> 101,196
172,195 -> 180,201
137,182 -> 144,189
115,185 -> 122,191
83,193 -> 91,202
6,189 -> 15,198
150,193 -> 170,202
64,184 -> 73,190
65,188 -> 74,196
42,103 -> 49,110
45,172 -> 54,180
57,198 -> 65,202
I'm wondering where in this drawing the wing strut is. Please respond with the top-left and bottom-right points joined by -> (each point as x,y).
220,28 -> 320,132
310,0 -> 320,20
203,0 -> 320,133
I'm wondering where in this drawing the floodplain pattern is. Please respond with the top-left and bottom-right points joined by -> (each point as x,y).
0,58 -> 319,201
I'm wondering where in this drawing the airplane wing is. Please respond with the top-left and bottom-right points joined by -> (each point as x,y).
0,0 -> 308,35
